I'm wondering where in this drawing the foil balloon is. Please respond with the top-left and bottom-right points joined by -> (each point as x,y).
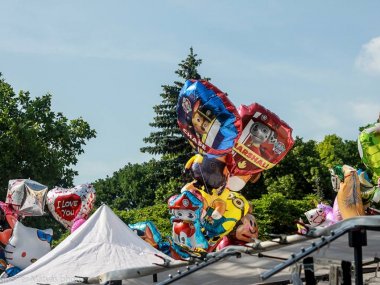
177,79 -> 242,156
201,188 -> 250,242
0,205 -> 17,247
129,221 -> 170,255
358,122 -> 380,184
47,184 -> 96,229
226,103 -> 294,176
332,197 -> 343,222
70,218 -> 86,233
168,191 -> 208,250
337,165 -> 365,219
217,213 -> 258,250
185,154 -> 228,189
304,208 -> 326,227
317,203 -> 335,226
0,247 -> 6,271
5,179 -> 48,216
5,221 -> 53,270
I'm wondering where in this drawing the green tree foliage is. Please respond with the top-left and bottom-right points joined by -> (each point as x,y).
316,134 -> 363,169
252,193 -> 317,239
0,75 -> 96,195
0,74 -> 96,242
114,203 -> 172,237
257,137 -> 330,200
140,47 -> 208,177
93,160 -> 166,209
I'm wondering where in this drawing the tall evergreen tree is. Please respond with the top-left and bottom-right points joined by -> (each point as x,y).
141,48 -> 208,174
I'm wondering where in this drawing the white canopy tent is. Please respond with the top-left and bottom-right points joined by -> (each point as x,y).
1,204 -> 184,285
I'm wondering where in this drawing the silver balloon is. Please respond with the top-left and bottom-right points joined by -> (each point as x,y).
6,179 -> 48,216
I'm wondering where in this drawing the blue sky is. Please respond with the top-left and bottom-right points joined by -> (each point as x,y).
1,1 -> 380,185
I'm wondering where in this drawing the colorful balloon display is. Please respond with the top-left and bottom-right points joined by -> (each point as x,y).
177,80 -> 242,156
226,103 -> 294,176
47,184 -> 96,229
5,179 -> 48,216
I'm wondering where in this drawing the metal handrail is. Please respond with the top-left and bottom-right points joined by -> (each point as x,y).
261,216 -> 380,285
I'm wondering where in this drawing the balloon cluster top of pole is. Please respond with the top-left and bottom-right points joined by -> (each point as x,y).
160,79 -> 295,259
298,119 -> 380,235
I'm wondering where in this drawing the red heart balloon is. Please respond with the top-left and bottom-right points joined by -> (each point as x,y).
53,194 -> 82,222
47,184 -> 96,229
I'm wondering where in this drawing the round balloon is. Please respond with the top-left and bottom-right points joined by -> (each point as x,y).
226,103 -> 294,176
47,184 -> 96,229
177,79 -> 242,156
70,218 -> 86,233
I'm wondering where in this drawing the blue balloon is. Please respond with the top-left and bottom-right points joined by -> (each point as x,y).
177,80 -> 241,156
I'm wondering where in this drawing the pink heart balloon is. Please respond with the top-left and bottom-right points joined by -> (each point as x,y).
47,184 -> 96,229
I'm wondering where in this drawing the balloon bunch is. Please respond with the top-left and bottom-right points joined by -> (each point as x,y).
0,179 -> 96,277
297,118 -> 380,235
298,164 -> 380,235
166,79 -> 294,258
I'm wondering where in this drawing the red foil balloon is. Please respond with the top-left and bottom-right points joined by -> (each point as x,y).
227,103 -> 294,176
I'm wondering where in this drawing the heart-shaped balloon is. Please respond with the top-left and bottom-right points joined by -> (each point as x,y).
47,184 -> 96,229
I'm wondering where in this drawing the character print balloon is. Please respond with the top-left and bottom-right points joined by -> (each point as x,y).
168,191 -> 209,250
47,184 -> 96,229
227,103 -> 294,176
177,79 -> 242,156
5,221 -> 53,270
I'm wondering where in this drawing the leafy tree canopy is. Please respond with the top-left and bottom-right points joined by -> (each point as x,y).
0,74 -> 96,198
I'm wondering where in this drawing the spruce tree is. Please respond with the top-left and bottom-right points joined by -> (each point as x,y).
141,48 -> 209,174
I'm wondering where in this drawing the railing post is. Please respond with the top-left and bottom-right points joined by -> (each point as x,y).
348,229 -> 367,285
303,256 -> 316,285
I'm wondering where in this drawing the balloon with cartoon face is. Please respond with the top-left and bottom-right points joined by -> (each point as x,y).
168,191 -> 208,250
5,221 -> 53,270
304,208 -> 326,227
226,103 -> 294,177
201,189 -> 250,242
177,79 -> 242,157
235,213 -> 259,242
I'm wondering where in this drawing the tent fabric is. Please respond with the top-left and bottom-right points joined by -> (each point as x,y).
127,229 -> 380,284
0,205 -> 183,285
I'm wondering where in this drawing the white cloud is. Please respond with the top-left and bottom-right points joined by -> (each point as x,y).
356,37 -> 380,75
